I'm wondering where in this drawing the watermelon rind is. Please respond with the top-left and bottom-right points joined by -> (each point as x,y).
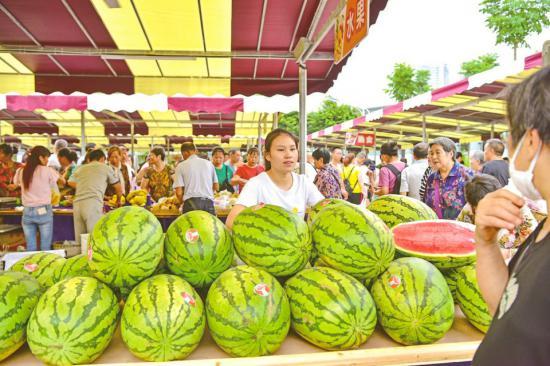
10,252 -> 65,288
306,198 -> 351,228
367,194 -> 438,228
52,254 -> 92,283
0,272 -> 42,362
26,276 -> 119,366
232,204 -> 311,277
285,267 -> 377,350
455,265 -> 492,333
312,204 -> 395,283
206,266 -> 290,357
121,274 -> 205,361
165,210 -> 234,288
371,257 -> 454,345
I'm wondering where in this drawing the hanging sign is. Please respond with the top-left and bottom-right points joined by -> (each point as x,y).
355,132 -> 376,147
345,132 -> 357,145
334,0 -> 369,64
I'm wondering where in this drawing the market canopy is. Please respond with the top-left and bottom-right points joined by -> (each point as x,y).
307,52 -> 543,149
0,0 -> 388,97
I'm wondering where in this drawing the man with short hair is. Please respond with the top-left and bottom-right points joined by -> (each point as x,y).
400,142 -> 430,200
225,148 -> 242,173
48,139 -> 68,171
77,142 -> 96,165
174,142 -> 218,215
330,148 -> 343,174
470,151 -> 485,173
482,138 -> 510,186
68,149 -> 122,244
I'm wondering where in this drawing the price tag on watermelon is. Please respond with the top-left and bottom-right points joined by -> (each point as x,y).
23,263 -> 38,272
185,229 -> 200,243
254,283 -> 271,297
388,275 -> 401,289
181,292 -> 196,306
87,247 -> 93,261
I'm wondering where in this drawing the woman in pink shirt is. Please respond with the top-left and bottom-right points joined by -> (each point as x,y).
14,146 -> 59,251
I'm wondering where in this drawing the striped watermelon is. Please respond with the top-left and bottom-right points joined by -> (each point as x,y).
442,268 -> 461,300
371,257 -> 454,345
232,204 -> 310,277
368,194 -> 437,228
10,252 -> 65,288
0,272 -> 42,361
392,220 -> 477,270
311,204 -> 394,283
88,206 -> 163,292
52,254 -> 92,283
285,267 -> 377,350
206,266 -> 290,357
27,276 -> 119,365
307,198 -> 351,227
122,274 -> 205,361
165,211 -> 233,288
455,265 -> 492,333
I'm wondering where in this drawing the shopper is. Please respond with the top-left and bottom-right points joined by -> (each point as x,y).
312,148 -> 346,200
482,138 -> 510,186
469,150 -> 485,173
13,146 -> 58,251
226,129 -> 324,229
341,153 -> 363,204
77,142 -> 96,165
0,143 -> 22,197
57,148 -> 78,196
106,146 -> 131,196
400,142 -> 429,200
355,152 -> 371,201
68,149 -> 122,245
232,147 -> 264,191
141,147 -> 174,202
174,142 -> 218,215
376,141 -> 406,196
423,137 -> 474,219
225,148 -> 242,173
212,147 -> 234,192
455,151 -> 464,164
304,153 -> 317,183
330,147 -> 344,174
473,67 -> 550,365
48,139 -> 68,172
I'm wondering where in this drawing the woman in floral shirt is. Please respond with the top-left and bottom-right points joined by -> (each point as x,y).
0,144 -> 22,197
312,148 -> 347,199
423,137 -> 474,219
141,147 -> 174,202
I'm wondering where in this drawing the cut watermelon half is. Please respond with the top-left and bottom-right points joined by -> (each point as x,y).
392,220 -> 476,270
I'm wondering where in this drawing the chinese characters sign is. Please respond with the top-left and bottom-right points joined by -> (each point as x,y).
334,0 -> 369,64
355,132 -> 375,147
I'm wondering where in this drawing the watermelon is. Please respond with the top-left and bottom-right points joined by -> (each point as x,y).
165,211 -> 233,288
52,254 -> 92,283
371,257 -> 454,345
306,198 -> 351,227
27,276 -> 119,365
442,268 -> 461,300
367,194 -> 437,228
311,204 -> 395,283
206,266 -> 290,357
285,267 -> 377,350
88,206 -> 163,292
122,274 -> 205,361
392,220 -> 476,270
455,265 -> 492,333
10,252 -> 65,288
232,204 -> 310,277
0,272 -> 42,361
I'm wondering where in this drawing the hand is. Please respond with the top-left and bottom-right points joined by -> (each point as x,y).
6,184 -> 17,191
475,188 -> 524,247
342,189 -> 349,200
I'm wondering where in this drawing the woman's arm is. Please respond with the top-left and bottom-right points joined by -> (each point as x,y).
140,178 -> 149,191
226,204 -> 246,230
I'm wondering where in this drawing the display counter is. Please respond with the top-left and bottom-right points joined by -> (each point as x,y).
5,307 -> 482,366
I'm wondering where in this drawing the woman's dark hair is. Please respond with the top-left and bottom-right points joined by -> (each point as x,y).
507,66 -> 550,146
58,147 -> 77,163
150,146 -> 165,161
464,174 -> 502,208
380,141 -> 399,156
22,146 -> 50,190
212,147 -> 225,156
88,149 -> 106,162
429,137 -> 456,160
312,148 -> 331,164
0,143 -> 16,156
263,128 -> 299,171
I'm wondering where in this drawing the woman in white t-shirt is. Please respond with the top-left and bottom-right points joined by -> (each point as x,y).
226,129 -> 324,229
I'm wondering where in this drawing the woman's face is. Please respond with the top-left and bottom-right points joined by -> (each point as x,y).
313,157 -> 324,170
247,152 -> 259,165
149,152 -> 160,164
0,151 -> 7,162
58,155 -> 70,168
109,151 -> 121,166
266,135 -> 298,172
430,144 -> 453,171
212,152 -> 224,166
39,155 -> 49,166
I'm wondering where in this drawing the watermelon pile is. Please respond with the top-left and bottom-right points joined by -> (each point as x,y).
368,194 -> 437,228
10,252 -> 65,288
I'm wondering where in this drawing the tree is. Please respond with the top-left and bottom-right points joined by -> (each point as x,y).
384,63 -> 431,102
278,111 -> 299,135
460,53 -> 499,77
480,0 -> 550,60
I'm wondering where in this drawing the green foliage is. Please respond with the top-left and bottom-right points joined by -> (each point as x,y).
384,63 -> 431,102
460,53 -> 499,77
278,99 -> 362,135
480,0 -> 550,59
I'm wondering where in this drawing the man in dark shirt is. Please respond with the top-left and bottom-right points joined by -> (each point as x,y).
482,138 -> 510,186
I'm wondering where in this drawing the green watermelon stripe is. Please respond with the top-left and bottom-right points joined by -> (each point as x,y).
171,223 -> 205,268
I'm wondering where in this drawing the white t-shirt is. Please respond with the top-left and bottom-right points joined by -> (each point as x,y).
236,172 -> 324,218
305,163 -> 317,184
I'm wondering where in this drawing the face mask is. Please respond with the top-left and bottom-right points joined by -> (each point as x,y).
509,134 -> 543,201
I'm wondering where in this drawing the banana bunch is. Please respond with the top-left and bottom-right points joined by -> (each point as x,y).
107,194 -> 126,207
127,189 -> 147,207
152,196 -> 180,211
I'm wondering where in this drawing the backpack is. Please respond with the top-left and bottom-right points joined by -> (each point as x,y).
218,165 -> 234,193
383,164 -> 404,194
343,166 -> 358,195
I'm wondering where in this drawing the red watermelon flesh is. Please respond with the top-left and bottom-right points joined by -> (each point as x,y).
392,220 -> 476,269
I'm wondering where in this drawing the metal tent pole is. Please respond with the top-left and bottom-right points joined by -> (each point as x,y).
422,115 -> 427,143
299,64 -> 307,174
166,136 -> 170,164
80,111 -> 86,157
130,120 -> 135,169
258,113 -> 263,163
490,122 -> 495,139
273,112 -> 279,129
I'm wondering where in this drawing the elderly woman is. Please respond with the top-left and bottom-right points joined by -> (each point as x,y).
312,148 -> 347,200
422,137 -> 474,219
472,68 -> 550,364
470,150 -> 485,173
141,147 -> 174,202
106,146 -> 131,196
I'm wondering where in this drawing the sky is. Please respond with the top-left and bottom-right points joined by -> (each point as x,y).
326,0 -> 550,110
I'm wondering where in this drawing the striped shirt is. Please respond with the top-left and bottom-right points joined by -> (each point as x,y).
419,167 -> 432,201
